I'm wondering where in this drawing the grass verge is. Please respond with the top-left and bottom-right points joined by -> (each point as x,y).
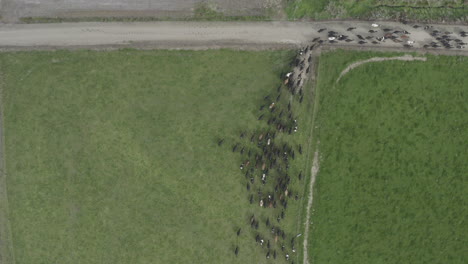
286,0 -> 468,22
19,3 -> 270,24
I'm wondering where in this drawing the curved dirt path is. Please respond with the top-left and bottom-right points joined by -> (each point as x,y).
303,151 -> 319,264
336,55 -> 427,83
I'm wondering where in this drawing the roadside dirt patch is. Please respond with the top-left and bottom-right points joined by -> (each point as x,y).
303,150 -> 320,264
336,54 -> 427,83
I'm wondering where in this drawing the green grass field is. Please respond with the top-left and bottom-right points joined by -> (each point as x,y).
1,48 -> 466,264
286,0 -> 468,21
308,50 -> 468,263
0,49 -> 317,263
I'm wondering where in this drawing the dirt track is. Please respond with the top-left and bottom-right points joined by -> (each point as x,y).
336,55 -> 427,83
0,21 -> 467,54
303,151 -> 319,264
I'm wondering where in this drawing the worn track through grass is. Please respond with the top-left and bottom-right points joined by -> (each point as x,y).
303,150 -> 319,264
336,55 -> 427,83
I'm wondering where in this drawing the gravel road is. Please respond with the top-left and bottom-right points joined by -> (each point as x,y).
0,21 -> 467,53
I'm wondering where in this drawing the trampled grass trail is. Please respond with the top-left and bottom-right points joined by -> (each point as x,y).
303,150 -> 319,264
336,55 -> 427,83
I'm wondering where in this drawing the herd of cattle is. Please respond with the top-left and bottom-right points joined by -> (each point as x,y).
218,22 -> 467,260
213,22 -> 466,262
218,46 -> 315,262
313,23 -> 467,50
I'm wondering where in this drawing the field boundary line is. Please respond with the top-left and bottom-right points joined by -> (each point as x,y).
336,55 -> 427,83
0,64 -> 15,264
296,45 -> 321,263
302,49 -> 321,264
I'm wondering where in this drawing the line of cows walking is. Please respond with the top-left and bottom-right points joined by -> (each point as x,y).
314,22 -> 467,50
218,46 -> 316,262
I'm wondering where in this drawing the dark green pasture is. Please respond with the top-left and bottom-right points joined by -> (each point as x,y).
0,49 -> 316,264
309,50 -> 467,264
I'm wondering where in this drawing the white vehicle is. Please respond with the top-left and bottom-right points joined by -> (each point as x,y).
407,40 -> 415,44
371,23 -> 379,28
328,37 -> 336,41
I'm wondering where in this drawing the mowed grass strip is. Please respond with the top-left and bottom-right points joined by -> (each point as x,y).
309,50 -> 467,264
0,49 -> 309,264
